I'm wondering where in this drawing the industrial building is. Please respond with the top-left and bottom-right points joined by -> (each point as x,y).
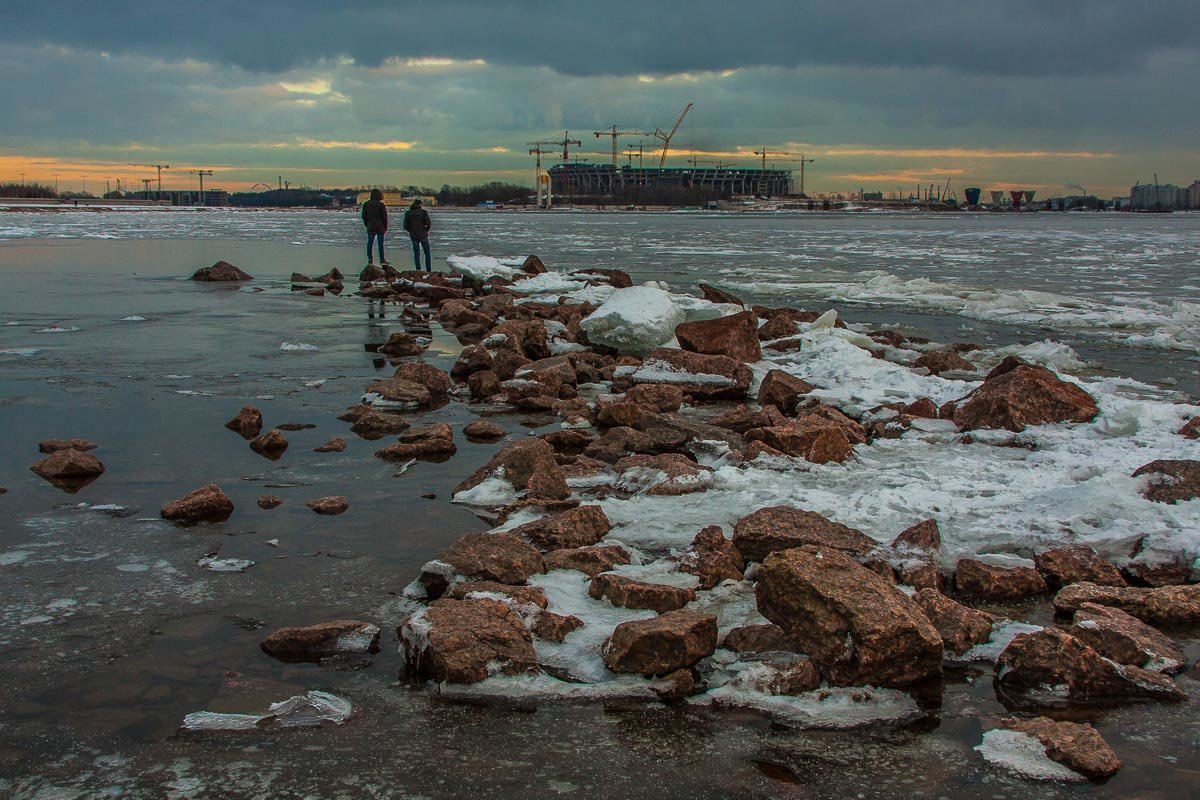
548,163 -> 793,199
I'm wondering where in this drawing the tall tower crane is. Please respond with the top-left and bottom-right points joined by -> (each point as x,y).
527,133 -> 580,209
132,164 -> 170,198
796,154 -> 815,197
594,126 -> 653,167
653,103 -> 693,169
753,148 -> 789,170
184,169 -> 214,206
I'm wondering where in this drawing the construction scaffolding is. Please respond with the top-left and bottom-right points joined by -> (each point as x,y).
548,164 -> 793,198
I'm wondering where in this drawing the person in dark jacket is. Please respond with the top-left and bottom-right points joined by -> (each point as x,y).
361,188 -> 389,267
402,199 -> 433,271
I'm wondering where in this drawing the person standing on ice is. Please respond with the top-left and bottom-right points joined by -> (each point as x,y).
403,199 -> 433,272
361,188 -> 390,268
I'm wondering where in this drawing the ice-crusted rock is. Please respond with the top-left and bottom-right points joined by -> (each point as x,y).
1053,582 -> 1200,625
744,415 -> 854,464
974,729 -> 1087,782
677,525 -> 745,589
954,557 -> 1048,601
191,260 -> 253,281
602,609 -> 718,676
627,348 -> 752,401
1069,603 -> 1185,673
1131,459 -> 1200,504
182,690 -> 353,732
579,285 -> 684,355
400,598 -> 538,684
259,620 -> 381,662
912,588 -> 996,656
363,377 -> 432,410
543,543 -> 633,576
675,310 -> 762,363
588,573 -> 696,613
995,627 -> 1184,704
755,546 -> 943,687
950,364 -> 1098,432
614,453 -> 714,496
1003,717 -> 1123,779
1034,545 -> 1126,589
453,438 -> 569,504
161,484 -> 234,525
732,506 -> 875,563
418,532 -> 544,599
508,505 -> 612,551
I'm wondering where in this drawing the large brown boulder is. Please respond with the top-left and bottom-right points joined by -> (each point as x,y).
732,506 -> 875,563
1131,459 -> 1200,504
374,424 -> 457,461
521,254 -> 547,275
675,311 -> 762,363
453,438 -> 569,501
951,365 -> 1098,432
677,526 -> 744,588
588,574 -> 696,613
1070,602 -> 1185,673
995,627 -> 1184,703
161,484 -> 234,524
1053,582 -> 1200,625
954,558 -> 1048,601
420,532 -> 544,598
913,588 -> 995,655
191,260 -> 253,281
1034,545 -> 1126,589
364,377 -> 432,409
624,383 -> 684,413
260,620 -> 380,662
400,598 -> 538,684
755,547 -> 943,687
450,345 -> 495,381
1003,717 -> 1123,779
350,410 -> 411,439
744,416 -> 854,464
30,449 -> 105,482
392,363 -> 452,397
758,370 -> 813,414
632,348 -> 753,401
508,505 -> 612,551
602,610 -> 718,676
543,544 -> 632,576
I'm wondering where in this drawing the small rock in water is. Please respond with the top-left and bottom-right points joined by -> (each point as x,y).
313,437 -> 346,453
161,484 -> 234,525
257,495 -> 283,510
249,429 -> 289,460
38,438 -> 97,454
1002,717 -> 1123,779
276,422 -> 316,431
306,496 -> 349,515
260,620 -> 381,662
463,420 -> 505,441
224,405 -> 263,439
190,260 -> 254,281
30,449 -> 105,493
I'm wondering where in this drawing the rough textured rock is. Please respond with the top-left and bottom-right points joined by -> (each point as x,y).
1054,582 -> 1200,625
508,505 -> 612,551
757,369 -> 814,414
364,377 -> 432,409
602,610 -> 718,676
734,654 -> 823,695
1069,603 -> 1186,673
306,496 -> 349,515
374,424 -> 457,461
446,581 -> 548,608
1034,546 -> 1126,590
521,254 -> 547,275
903,398 -> 939,419
798,405 -> 869,445
588,573 -> 696,613
1120,556 -> 1192,588
614,453 -> 713,496
951,364 -> 1099,432
1179,417 -> 1200,439
732,506 -> 876,563
624,382 -> 684,413
1131,459 -> 1200,504
631,348 -> 753,401
675,311 -> 762,363
38,438 -> 97,454
531,610 -> 584,642
719,624 -> 796,653
913,588 -> 995,655
995,627 -> 1184,703
467,369 -> 501,401
422,532 -> 544,597
451,345 -> 495,381
400,598 -> 538,684
1003,718 -> 1122,779
313,437 -> 347,453
892,518 -> 942,552
30,449 -> 105,481
224,405 -> 264,439
954,558 -> 1049,601
463,420 -> 505,440
257,495 -> 282,510
392,363 -> 453,398
755,546 -> 943,687
161,484 -> 234,524
711,404 -> 788,434
678,526 -> 745,588
350,410 -> 411,439
744,416 -> 854,464
542,544 -> 632,576
249,429 -> 289,460
260,620 -> 380,662
697,283 -> 744,307
913,350 -> 975,375
191,260 -> 253,281
378,332 -> 424,357
453,438 -> 569,501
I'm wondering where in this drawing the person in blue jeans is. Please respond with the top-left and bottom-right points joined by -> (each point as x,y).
361,188 -> 389,266
403,199 -> 433,271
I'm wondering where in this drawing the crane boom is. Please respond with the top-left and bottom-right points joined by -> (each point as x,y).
654,103 -> 693,169
594,126 -> 652,167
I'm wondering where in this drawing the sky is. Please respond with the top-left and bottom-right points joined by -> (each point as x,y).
1,1 -> 1197,198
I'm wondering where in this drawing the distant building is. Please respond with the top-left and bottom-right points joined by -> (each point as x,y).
1129,182 -> 1190,211
1190,180 -> 1200,209
355,191 -> 436,207
861,191 -> 884,201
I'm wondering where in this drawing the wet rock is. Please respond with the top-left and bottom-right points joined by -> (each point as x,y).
678,525 -> 745,588
191,260 -> 253,281
697,283 -> 744,307
631,348 -> 753,401
424,532 -> 544,597
614,453 -> 713,496
710,404 -> 788,434
912,588 -> 996,655
453,438 -> 569,501
30,449 -> 105,482
624,382 -> 685,413
260,620 -> 380,662
1003,717 -> 1122,780
38,438 -> 97,453
450,345 -> 494,381
1178,417 -> 1200,439
249,429 -> 289,460
313,437 -> 347,453
954,558 -> 1048,601
364,377 -> 432,409
375,424 -> 457,461
1131,459 -> 1200,504
1120,556 -> 1193,588
1070,602 -> 1185,673
995,627 -> 1184,703
913,350 -> 975,375
540,429 -> 595,452
736,653 -> 823,695
467,369 -> 501,401
797,404 -> 869,445
521,254 -> 547,275
589,573 -> 696,613
602,609 -> 718,676
463,420 -> 505,440
892,518 -> 942,552
732,506 -> 875,563
161,484 -> 234,525
651,668 -> 697,701
719,624 -> 796,653
1054,581 -> 1200,625
951,365 -> 1099,432
224,405 -> 263,439
744,416 -> 854,464
257,495 -> 282,510
304,287 -> 326,297
276,422 -> 315,432
1034,546 -> 1126,590
509,505 -> 612,551
446,581 -> 548,609
532,610 -> 584,642
392,363 -> 452,397
350,410 -> 411,439
543,543 -> 632,576
336,404 -> 373,423
571,267 -> 633,289
755,546 -> 943,687
757,369 -> 814,414
400,598 -> 538,684
675,310 -> 762,363
903,397 -> 939,419
306,496 -> 349,515
595,397 -> 646,428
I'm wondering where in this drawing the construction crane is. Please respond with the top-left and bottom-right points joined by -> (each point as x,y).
184,169 -> 214,206
594,126 -> 653,167
132,164 -> 170,198
139,178 -> 154,198
653,103 -> 693,169
624,143 -> 647,169
796,154 -> 815,197
527,133 -> 580,209
753,148 -> 789,170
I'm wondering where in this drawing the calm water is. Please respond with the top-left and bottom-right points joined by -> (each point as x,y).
1,210 -> 1199,798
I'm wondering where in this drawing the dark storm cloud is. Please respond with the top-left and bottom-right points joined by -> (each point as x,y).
3,0 -> 1198,77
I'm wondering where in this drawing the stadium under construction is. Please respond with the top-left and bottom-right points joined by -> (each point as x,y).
547,163 -> 793,199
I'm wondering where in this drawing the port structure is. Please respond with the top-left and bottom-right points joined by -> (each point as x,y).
594,126 -> 653,167
132,164 -> 170,198
183,169 -> 214,206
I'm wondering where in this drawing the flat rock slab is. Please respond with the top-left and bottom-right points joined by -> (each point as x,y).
260,620 -> 381,662
733,506 -> 875,563
1054,582 -> 1200,625
588,573 -> 696,613
602,609 -> 717,677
